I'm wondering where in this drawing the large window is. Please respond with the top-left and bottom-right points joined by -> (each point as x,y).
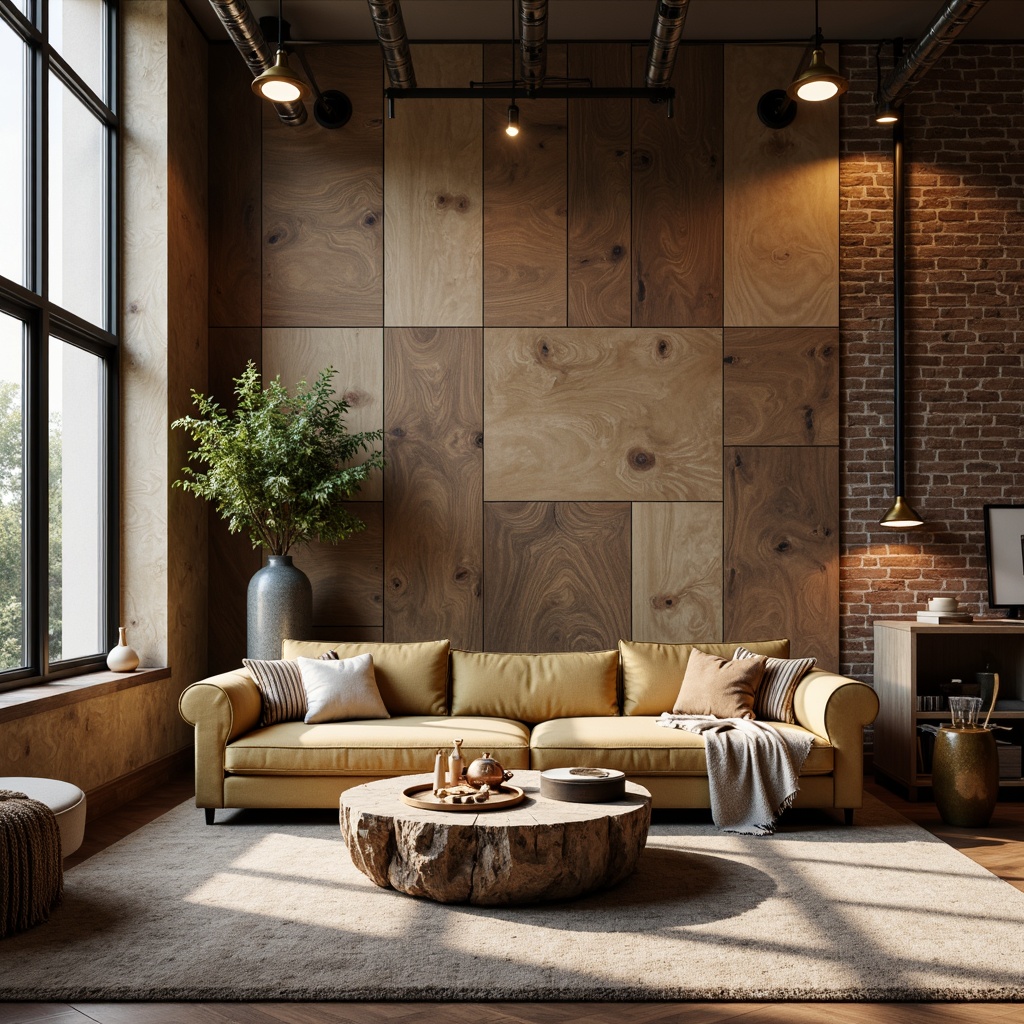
0,0 -> 117,688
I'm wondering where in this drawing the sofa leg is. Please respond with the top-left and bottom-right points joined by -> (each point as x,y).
205,808 -> 215,826
843,808 -> 854,826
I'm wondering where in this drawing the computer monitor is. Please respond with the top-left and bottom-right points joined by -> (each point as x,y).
983,503 -> 1024,619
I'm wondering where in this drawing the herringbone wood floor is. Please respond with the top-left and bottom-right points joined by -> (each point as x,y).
3,774 -> 1023,1024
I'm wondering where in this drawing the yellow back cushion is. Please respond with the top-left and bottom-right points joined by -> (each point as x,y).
282,639 -> 450,717
619,638 -> 791,716
450,649 -> 619,722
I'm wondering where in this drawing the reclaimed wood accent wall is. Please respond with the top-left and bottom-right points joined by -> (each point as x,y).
207,41 -> 840,674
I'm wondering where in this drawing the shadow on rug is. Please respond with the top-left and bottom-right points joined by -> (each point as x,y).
2,793 -> 1023,1001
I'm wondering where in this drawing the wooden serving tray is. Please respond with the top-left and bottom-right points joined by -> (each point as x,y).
400,781 -> 526,812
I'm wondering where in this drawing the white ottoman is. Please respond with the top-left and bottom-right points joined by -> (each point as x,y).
0,777 -> 87,858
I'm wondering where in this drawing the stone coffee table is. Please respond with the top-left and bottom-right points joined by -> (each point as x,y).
339,770 -> 651,905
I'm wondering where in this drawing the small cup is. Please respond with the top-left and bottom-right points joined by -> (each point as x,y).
928,597 -> 958,613
948,695 -> 982,729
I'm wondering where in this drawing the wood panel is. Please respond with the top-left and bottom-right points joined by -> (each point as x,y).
384,44 -> 482,327
384,328 -> 483,648
292,503 -> 383,628
632,44 -> 723,327
206,328 -> 261,675
724,447 -> 839,670
724,327 -> 839,445
484,328 -> 721,501
263,45 -> 383,327
262,327 -> 383,501
567,44 -> 631,327
208,43 -> 261,327
723,45 -> 839,327
483,43 -> 567,327
484,502 -> 631,652
632,502 -> 722,643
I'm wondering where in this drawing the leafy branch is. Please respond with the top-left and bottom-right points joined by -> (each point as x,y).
171,362 -> 385,556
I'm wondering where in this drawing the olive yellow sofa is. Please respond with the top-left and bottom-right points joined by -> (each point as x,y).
179,638 -> 878,825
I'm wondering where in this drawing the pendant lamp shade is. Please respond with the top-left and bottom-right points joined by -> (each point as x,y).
787,47 -> 848,102
252,48 -> 311,103
880,495 -> 924,529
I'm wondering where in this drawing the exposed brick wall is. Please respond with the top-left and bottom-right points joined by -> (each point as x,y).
839,43 -> 1024,683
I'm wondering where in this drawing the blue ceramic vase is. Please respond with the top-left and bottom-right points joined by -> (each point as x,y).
246,554 -> 313,660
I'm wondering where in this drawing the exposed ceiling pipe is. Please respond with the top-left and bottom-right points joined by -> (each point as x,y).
877,0 -> 989,110
519,0 -> 548,89
208,0 -> 307,126
645,0 -> 690,88
367,0 -> 417,89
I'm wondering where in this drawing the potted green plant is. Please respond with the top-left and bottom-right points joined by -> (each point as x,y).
172,361 -> 384,660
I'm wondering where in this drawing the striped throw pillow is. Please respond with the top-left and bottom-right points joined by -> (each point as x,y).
243,650 -> 339,726
734,646 -> 816,724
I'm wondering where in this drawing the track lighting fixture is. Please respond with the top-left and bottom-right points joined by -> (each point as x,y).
506,103 -> 520,137
874,101 -> 900,125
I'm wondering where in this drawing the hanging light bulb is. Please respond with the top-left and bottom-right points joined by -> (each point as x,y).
506,103 -> 520,137
252,48 -> 311,103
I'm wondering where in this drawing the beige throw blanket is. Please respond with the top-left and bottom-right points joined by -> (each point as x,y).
657,714 -> 814,836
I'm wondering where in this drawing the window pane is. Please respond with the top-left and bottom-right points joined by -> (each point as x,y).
49,338 -> 104,661
0,314 -> 27,672
48,0 -> 106,101
48,73 -> 106,329
0,21 -> 28,288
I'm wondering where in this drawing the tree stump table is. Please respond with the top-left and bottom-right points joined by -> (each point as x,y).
339,771 -> 651,905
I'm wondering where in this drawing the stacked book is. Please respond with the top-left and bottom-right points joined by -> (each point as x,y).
916,611 -> 974,623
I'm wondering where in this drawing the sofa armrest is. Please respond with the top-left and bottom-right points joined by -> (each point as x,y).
792,669 -> 879,810
179,670 -> 262,809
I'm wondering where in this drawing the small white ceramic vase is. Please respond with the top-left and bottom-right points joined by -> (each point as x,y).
106,627 -> 140,672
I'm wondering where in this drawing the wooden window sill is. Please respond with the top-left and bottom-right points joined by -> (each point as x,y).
0,667 -> 172,724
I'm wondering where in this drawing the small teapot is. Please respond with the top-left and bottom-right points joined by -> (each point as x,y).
465,752 -> 514,789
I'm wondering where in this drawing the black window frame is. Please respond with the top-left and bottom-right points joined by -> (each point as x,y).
0,0 -> 119,691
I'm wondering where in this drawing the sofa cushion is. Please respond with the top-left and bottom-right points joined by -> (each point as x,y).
297,655 -> 390,723
529,716 -> 833,776
225,716 -> 530,776
450,649 -> 619,722
735,646 -> 817,724
243,650 -> 340,726
282,639 -> 449,717
672,648 -> 766,719
619,639 -> 791,716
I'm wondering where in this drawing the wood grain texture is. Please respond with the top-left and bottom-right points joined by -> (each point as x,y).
724,447 -> 839,670
723,45 -> 839,327
263,45 -> 383,327
567,44 -> 631,327
206,329 -> 261,675
484,502 -> 630,652
632,44 -> 723,327
723,327 -> 839,445
384,328 -> 483,648
484,328 -> 721,501
292,503 -> 383,628
262,327 -> 383,501
483,43 -> 567,327
384,44 -> 482,327
208,43 -> 260,327
632,502 -> 722,643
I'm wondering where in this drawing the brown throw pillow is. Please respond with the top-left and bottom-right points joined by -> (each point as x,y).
672,648 -> 767,720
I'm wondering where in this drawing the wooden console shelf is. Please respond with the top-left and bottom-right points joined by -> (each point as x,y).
873,620 -> 1024,800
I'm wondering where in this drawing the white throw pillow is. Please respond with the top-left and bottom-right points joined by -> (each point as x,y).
297,654 -> 390,724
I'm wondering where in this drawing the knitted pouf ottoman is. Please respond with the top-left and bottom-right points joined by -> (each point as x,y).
0,778 -> 86,937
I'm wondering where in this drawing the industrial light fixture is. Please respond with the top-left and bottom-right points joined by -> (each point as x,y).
252,0 -> 311,104
879,110 -> 923,530
873,41 -> 901,125
786,0 -> 848,103
505,103 -> 520,137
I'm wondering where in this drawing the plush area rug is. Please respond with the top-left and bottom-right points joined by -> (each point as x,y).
2,794 -> 1023,1001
